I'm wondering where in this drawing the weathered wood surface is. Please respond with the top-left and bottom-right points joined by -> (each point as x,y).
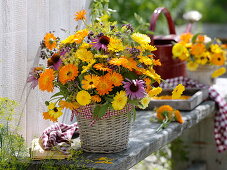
31,100 -> 215,170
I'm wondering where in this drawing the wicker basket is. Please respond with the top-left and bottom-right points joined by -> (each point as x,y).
75,104 -> 134,153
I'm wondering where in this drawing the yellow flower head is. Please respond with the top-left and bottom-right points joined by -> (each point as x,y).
76,90 -> 91,106
74,10 -> 86,21
80,42 -> 91,49
112,91 -> 128,110
211,67 -> 226,78
75,48 -> 94,62
131,33 -> 150,45
186,61 -> 199,71
172,84 -> 185,100
43,102 -> 63,122
140,44 -> 157,51
210,44 -> 223,54
107,37 -> 124,52
138,56 -> 153,65
139,95 -> 151,109
172,43 -> 189,60
148,87 -> 162,97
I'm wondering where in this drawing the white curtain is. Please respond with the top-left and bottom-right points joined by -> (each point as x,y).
0,0 -> 91,145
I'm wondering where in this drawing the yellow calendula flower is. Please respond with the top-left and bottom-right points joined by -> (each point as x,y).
81,59 -> 96,74
139,95 -> 151,109
211,67 -> 226,78
138,56 -> 153,65
107,37 -> 124,52
76,90 -> 91,106
148,87 -> 162,97
94,54 -> 109,58
172,43 -> 189,60
210,44 -> 223,54
131,33 -> 150,45
172,84 -> 185,100
186,62 -> 199,71
195,54 -> 209,65
112,91 -> 127,110
75,48 -> 94,62
140,44 -> 157,51
80,42 -> 91,49
61,35 -> 76,44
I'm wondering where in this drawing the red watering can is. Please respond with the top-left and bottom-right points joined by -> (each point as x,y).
149,7 -> 186,80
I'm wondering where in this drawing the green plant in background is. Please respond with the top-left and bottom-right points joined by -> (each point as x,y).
108,0 -> 189,34
186,0 -> 227,23
0,97 -> 30,169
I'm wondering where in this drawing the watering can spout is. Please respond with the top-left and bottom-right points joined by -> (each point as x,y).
183,10 -> 202,33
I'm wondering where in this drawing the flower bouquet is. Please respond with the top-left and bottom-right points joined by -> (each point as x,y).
28,10 -> 163,153
172,33 -> 226,85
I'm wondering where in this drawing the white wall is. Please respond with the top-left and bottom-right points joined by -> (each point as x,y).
0,0 -> 91,145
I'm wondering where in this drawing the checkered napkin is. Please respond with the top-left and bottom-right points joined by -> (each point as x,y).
160,76 -> 227,152
39,122 -> 79,153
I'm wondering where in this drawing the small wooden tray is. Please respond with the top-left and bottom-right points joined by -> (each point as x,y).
147,88 -> 209,111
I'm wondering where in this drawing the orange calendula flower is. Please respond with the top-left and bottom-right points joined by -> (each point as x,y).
156,105 -> 174,121
96,77 -> 113,96
174,110 -> 184,124
104,72 -> 123,87
153,59 -> 161,66
59,64 -> 78,85
144,78 -> 152,92
74,10 -> 86,21
81,74 -> 100,90
108,57 -> 128,66
191,43 -> 206,57
210,53 -> 225,66
93,63 -> 112,72
121,58 -> 137,71
196,35 -> 205,43
38,69 -> 55,92
180,32 -> 193,43
59,100 -> 80,110
44,33 -> 57,50
91,95 -> 102,103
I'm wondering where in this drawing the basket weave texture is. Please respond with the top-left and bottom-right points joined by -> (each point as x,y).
75,104 -> 134,153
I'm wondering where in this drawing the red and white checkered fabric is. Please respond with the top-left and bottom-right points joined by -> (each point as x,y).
160,76 -> 227,152
72,103 -> 133,121
40,122 -> 79,153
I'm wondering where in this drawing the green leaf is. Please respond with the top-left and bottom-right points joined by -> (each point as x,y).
191,33 -> 202,43
50,92 -> 63,99
93,103 -> 109,119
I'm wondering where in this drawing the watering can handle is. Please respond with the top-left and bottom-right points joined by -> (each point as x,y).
149,7 -> 176,43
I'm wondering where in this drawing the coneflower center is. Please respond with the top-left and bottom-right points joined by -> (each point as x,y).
99,36 -> 110,45
130,84 -> 139,92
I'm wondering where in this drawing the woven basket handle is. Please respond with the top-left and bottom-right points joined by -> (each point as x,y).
149,7 -> 176,44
